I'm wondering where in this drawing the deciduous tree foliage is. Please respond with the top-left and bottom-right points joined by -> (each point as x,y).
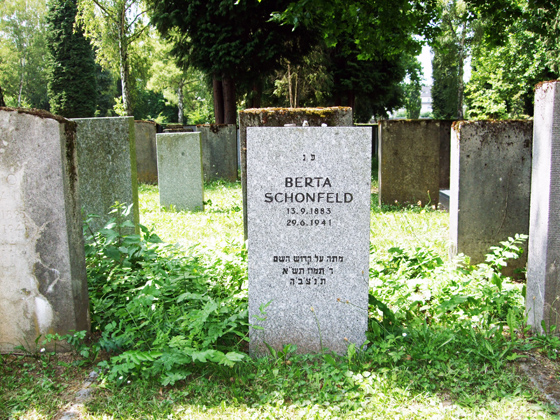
0,0 -> 49,109
77,0 -> 150,116
46,0 -> 97,118
147,0 -> 319,124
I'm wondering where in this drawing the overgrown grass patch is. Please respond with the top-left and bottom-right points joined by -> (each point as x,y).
2,180 -> 560,419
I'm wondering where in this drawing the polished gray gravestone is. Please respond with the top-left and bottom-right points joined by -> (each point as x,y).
0,108 -> 89,352
156,132 -> 204,211
247,127 -> 371,356
526,80 -> 560,333
239,107 -> 353,240
73,116 -> 139,233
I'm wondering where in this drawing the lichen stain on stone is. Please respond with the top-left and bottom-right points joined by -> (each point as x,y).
0,164 -> 54,346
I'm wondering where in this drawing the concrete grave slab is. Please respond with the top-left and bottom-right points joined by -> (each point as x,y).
156,132 -> 204,211
0,108 -> 89,352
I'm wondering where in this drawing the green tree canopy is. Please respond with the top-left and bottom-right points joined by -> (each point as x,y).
46,0 -> 97,118
147,0 -> 320,124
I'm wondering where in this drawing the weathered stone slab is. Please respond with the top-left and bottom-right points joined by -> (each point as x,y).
0,108 -> 89,352
247,127 -> 371,356
378,119 -> 442,207
196,124 -> 237,182
156,132 -> 204,211
450,120 -> 532,269
240,107 -> 353,239
438,120 -> 453,190
526,81 -> 560,333
73,116 -> 139,233
135,120 -> 158,184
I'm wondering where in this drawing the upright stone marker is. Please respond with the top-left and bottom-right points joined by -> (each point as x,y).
247,127 -> 371,355
378,120 -> 442,206
0,108 -> 89,352
135,120 -> 158,184
450,120 -> 532,269
240,107 -> 353,240
527,80 -> 560,332
196,124 -> 237,182
156,132 -> 204,211
73,116 -> 139,233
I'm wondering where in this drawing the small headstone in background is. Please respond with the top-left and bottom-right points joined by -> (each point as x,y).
526,80 -> 560,333
247,127 -> 371,356
378,120 -> 442,207
73,116 -> 139,233
135,120 -> 158,184
450,120 -> 532,272
0,108 -> 89,352
240,107 -> 353,240
156,132 -> 204,211
196,124 -> 237,182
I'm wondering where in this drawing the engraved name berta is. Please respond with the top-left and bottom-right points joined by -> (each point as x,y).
247,127 -> 371,356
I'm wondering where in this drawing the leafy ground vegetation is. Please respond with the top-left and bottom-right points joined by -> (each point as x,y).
2,178 -> 560,419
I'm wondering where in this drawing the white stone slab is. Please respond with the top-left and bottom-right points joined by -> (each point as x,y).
247,127 -> 371,355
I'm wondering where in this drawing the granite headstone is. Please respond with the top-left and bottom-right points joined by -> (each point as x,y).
526,80 -> 560,332
247,127 -> 371,355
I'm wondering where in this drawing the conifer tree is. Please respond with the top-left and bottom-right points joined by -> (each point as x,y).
46,0 -> 96,117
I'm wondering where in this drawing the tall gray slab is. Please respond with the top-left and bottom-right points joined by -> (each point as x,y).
156,132 -> 204,211
0,108 -> 89,352
240,107 -> 353,240
73,117 -> 139,233
438,120 -> 453,190
196,124 -> 237,182
526,81 -> 560,333
450,120 -> 532,269
378,119 -> 442,207
135,120 -> 158,184
247,127 -> 371,356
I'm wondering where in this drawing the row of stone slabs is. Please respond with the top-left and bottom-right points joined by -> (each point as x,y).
1,81 -> 560,354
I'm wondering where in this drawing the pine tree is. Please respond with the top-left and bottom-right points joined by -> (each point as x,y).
46,0 -> 96,118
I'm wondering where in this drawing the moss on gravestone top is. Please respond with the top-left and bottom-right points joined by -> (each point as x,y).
239,107 -> 352,127
134,120 -> 157,125
0,106 -> 74,126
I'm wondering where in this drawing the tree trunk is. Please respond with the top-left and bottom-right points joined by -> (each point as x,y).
457,21 -> 466,120
118,5 -> 132,116
213,75 -> 224,124
294,69 -> 299,108
249,82 -> 261,108
18,58 -> 24,107
222,75 -> 236,125
177,79 -> 184,124
288,63 -> 293,108
347,90 -> 356,111
0,85 -> 6,107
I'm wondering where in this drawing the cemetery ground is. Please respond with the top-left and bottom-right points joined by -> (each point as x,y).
2,176 -> 560,419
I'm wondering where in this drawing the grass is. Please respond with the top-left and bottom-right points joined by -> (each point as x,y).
1,178 -> 560,419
